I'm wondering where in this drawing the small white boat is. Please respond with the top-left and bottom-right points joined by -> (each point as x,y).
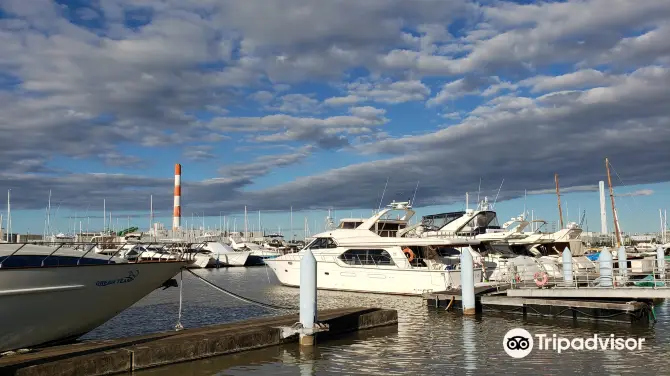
200,242 -> 250,267
229,237 -> 282,265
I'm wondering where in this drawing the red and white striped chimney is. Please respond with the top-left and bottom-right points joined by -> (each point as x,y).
173,163 -> 181,230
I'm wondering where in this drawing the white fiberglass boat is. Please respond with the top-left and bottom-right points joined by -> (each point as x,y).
400,199 -> 590,282
229,237 -> 282,265
200,242 -> 250,267
0,244 -> 185,352
265,201 -> 483,295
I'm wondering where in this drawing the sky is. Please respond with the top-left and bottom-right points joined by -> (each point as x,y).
1,0 -> 669,237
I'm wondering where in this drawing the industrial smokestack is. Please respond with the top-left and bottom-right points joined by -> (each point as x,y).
599,181 -> 607,234
173,164 -> 181,230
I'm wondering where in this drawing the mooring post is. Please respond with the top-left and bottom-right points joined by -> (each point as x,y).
300,249 -> 317,345
657,246 -> 665,281
460,249 -> 475,315
599,247 -> 613,287
562,247 -> 573,285
617,246 -> 627,279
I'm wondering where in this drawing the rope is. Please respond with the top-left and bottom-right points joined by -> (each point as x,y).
175,269 -> 184,331
445,296 -> 455,311
184,268 -> 298,311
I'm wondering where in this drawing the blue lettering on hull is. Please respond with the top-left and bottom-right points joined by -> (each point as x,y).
96,270 -> 140,287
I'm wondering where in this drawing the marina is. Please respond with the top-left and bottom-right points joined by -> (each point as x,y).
1,1 -> 670,374
1,162 -> 670,375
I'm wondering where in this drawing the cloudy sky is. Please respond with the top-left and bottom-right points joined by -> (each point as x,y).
1,0 -> 669,235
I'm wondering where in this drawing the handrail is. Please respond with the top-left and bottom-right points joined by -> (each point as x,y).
0,240 -> 214,267
0,244 -> 27,268
41,244 -> 65,266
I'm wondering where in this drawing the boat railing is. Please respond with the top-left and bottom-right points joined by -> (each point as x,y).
0,241 -> 211,268
420,231 -> 479,240
498,255 -> 670,290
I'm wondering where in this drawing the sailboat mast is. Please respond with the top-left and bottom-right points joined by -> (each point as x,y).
7,189 -> 11,242
149,195 -> 153,233
244,206 -> 248,240
555,173 -> 564,229
605,158 -> 622,247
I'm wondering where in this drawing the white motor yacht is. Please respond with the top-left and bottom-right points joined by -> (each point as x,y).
0,243 -> 185,352
265,201 -> 484,295
400,200 -> 591,282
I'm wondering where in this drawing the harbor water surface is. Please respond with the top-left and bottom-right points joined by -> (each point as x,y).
84,267 -> 670,375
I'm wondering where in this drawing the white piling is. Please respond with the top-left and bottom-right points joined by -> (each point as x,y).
460,249 -> 475,315
617,246 -> 627,279
562,247 -> 573,284
657,246 -> 665,281
300,249 -> 317,345
599,247 -> 613,287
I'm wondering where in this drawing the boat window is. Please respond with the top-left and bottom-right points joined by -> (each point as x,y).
338,249 -> 395,266
466,211 -> 499,230
339,221 -> 363,229
308,237 -> 338,249
376,222 -> 404,237
435,247 -> 461,257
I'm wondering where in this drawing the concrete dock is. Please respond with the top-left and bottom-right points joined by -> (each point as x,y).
0,307 -> 397,376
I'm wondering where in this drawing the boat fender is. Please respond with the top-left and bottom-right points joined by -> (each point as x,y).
534,271 -> 548,287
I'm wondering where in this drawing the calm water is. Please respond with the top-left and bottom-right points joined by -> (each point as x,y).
84,267 -> 670,375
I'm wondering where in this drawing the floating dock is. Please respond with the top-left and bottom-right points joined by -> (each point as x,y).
424,288 -> 657,324
0,307 -> 397,376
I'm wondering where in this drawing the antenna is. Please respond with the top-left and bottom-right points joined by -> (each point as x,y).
47,190 -> 52,236
6,189 -> 10,242
476,177 -> 483,207
523,189 -> 527,219
377,177 -> 389,212
410,181 -> 419,206
492,179 -> 504,208
555,173 -> 564,229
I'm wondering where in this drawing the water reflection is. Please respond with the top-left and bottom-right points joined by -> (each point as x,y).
83,267 -> 670,375
462,318 -> 476,374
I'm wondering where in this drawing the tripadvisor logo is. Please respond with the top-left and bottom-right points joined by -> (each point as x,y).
503,328 -> 646,358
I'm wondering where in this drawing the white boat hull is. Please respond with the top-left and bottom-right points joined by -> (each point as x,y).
0,261 -> 185,352
209,251 -> 251,267
266,258 -> 481,296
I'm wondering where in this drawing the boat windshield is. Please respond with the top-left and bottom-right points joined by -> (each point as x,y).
422,212 -> 465,230
307,237 -> 338,249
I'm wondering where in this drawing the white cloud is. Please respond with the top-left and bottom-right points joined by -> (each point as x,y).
618,189 -> 654,197
1,0 -> 670,219
324,95 -> 364,106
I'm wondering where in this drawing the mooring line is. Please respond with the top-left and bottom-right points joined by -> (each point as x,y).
183,268 -> 298,311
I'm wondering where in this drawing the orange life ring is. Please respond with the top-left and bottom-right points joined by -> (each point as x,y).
514,274 -> 521,283
534,271 -> 548,287
402,247 -> 415,262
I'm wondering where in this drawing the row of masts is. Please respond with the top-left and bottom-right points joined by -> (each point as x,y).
554,157 -> 624,247
3,158 -> 667,242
